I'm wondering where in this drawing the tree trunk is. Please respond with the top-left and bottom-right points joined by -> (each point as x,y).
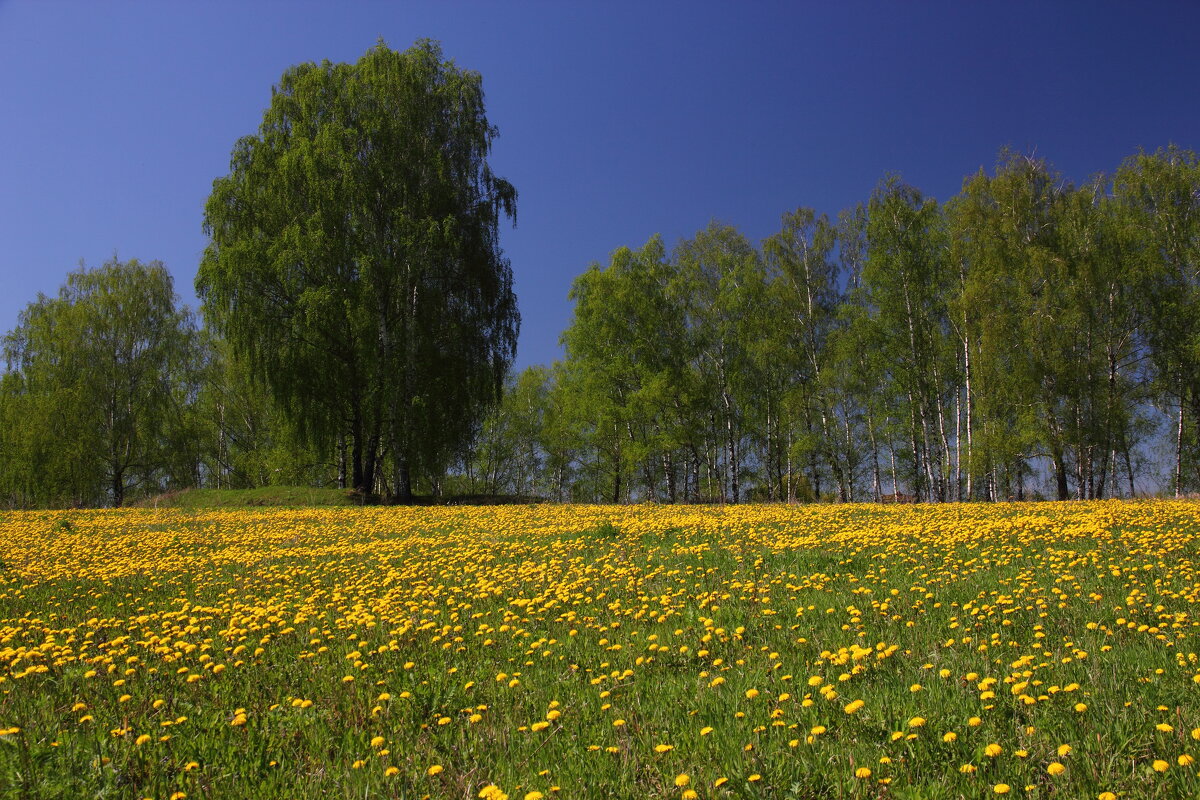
612,429 -> 622,504
887,417 -> 899,497
1051,443 -> 1069,501
394,458 -> 413,503
842,411 -> 855,502
954,383 -> 962,501
786,423 -> 795,503
930,358 -> 951,502
867,416 -> 882,503
351,412 -> 365,494
1176,399 -> 1185,498
819,404 -> 848,502
1123,433 -> 1136,498
906,393 -> 924,501
691,451 -> 701,503
723,393 -> 739,504
364,432 -> 380,497
337,432 -> 347,490
805,407 -> 821,500
964,331 -> 974,501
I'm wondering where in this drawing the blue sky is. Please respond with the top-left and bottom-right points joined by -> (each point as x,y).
1,1 -> 1197,368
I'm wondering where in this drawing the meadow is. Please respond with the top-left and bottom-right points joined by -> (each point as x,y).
0,502 -> 1198,799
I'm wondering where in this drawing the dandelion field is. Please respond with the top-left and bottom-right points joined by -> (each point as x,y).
1,503 -> 1199,799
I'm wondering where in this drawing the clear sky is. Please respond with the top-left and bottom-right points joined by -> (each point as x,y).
1,1 -> 1197,369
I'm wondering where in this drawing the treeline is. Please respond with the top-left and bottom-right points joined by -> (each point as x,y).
465,148 -> 1200,503
1,147 -> 1198,507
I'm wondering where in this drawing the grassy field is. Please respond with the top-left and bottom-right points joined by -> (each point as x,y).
134,487 -> 363,508
1,502 -> 1198,799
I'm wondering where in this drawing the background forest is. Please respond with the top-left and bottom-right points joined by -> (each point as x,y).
2,146 -> 1199,507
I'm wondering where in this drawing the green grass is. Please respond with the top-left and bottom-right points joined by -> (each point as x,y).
0,502 -> 1199,799
137,486 -> 363,508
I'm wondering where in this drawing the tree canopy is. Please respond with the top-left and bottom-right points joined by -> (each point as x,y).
197,39 -> 518,500
0,258 -> 198,507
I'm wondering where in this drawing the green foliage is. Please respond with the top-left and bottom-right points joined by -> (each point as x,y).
544,147 -> 1199,504
197,39 -> 518,500
0,258 -> 199,507
4,137 -> 1199,506
1114,146 -> 1200,494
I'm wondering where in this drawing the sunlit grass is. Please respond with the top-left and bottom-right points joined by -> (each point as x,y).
1,501 -> 1198,798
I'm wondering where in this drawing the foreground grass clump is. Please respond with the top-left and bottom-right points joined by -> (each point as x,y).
0,503 -> 1199,799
